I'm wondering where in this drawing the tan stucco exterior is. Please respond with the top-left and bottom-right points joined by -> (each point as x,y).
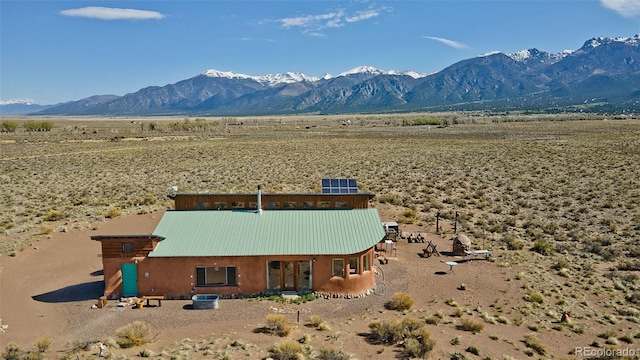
98,243 -> 376,299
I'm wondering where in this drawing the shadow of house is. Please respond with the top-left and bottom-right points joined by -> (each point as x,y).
32,280 -> 104,303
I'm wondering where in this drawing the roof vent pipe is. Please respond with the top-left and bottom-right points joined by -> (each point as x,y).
257,185 -> 263,214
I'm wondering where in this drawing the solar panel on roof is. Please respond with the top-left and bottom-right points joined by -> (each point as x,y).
321,178 -> 358,194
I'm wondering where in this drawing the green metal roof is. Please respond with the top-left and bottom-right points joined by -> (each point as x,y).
149,209 -> 385,257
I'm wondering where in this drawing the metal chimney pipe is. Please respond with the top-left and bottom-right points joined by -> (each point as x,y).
257,185 -> 263,214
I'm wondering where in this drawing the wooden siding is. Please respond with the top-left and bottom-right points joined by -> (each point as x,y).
92,235 -> 161,258
172,193 -> 373,211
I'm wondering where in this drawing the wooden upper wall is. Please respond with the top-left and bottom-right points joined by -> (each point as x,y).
91,235 -> 163,259
171,193 -> 373,211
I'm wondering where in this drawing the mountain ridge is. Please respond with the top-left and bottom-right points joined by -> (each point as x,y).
4,34 -> 639,115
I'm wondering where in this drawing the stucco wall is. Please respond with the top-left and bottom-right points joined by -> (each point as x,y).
99,248 -> 376,298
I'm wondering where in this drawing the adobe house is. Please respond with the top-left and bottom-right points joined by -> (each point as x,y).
92,186 -> 386,299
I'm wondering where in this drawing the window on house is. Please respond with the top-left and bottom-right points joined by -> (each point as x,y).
317,201 -> 330,208
266,201 -> 279,209
302,201 -> 314,209
214,202 -> 227,210
349,257 -> 359,275
332,259 -> 345,277
196,202 -> 210,209
283,201 -> 296,209
363,253 -> 371,272
195,266 -> 237,286
122,242 -> 134,253
335,201 -> 349,208
231,201 -> 245,209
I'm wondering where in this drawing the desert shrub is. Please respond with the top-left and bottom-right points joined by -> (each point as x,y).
454,307 -> 464,317
425,316 -> 440,325
23,121 -> 53,132
507,239 -> 524,250
115,321 -> 152,348
450,336 -> 461,345
290,292 -> 317,304
104,207 -> 122,219
1,120 -> 18,132
2,343 -> 22,360
598,329 -> 617,339
525,291 -> 544,304
39,224 -> 54,235
466,346 -> 480,355
404,327 -> 436,358
387,292 -> 414,311
138,349 -> 154,357
43,209 -> 62,222
457,318 -> 484,334
377,194 -> 403,206
265,314 -> 293,337
531,240 -> 553,255
618,260 -> 640,271
401,317 -> 423,334
268,339 -> 306,360
34,337 -> 52,353
368,319 -> 404,344
551,259 -> 570,270
524,333 -> 547,355
619,333 -> 634,344
66,339 -> 98,353
402,116 -> 443,126
306,315 -> 326,328
315,347 -> 352,360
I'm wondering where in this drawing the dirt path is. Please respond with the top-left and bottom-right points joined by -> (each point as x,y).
0,211 -> 164,348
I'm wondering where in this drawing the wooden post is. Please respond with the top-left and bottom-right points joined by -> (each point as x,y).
454,211 -> 459,234
436,211 -> 440,234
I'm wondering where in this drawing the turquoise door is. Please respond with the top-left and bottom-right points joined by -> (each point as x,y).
121,263 -> 138,297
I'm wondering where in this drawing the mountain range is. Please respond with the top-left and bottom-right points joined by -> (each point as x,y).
6,34 -> 640,116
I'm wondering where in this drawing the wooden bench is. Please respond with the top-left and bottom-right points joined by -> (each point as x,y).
464,250 -> 492,258
142,295 -> 165,307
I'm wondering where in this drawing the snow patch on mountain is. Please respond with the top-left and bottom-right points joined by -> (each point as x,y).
0,99 -> 37,105
479,51 -> 501,57
388,70 -> 427,79
583,34 -> 640,49
203,66 -> 426,84
202,69 -> 318,86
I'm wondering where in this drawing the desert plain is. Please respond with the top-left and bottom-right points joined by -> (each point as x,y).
1,113 -> 639,359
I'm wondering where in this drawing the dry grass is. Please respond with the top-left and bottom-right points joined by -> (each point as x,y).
2,116 -> 639,259
2,114 -> 640,359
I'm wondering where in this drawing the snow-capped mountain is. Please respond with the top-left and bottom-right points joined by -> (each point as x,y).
0,99 -> 53,114
34,34 -> 640,116
203,69 -> 319,86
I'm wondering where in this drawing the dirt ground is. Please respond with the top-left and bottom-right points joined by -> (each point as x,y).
0,207 -> 622,359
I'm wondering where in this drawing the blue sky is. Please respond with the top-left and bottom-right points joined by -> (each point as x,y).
1,0 -> 639,105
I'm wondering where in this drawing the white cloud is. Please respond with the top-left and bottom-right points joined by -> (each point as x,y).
423,36 -> 469,49
279,11 -> 344,29
345,9 -> 380,23
600,0 -> 640,17
276,6 -> 386,35
60,7 -> 165,20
